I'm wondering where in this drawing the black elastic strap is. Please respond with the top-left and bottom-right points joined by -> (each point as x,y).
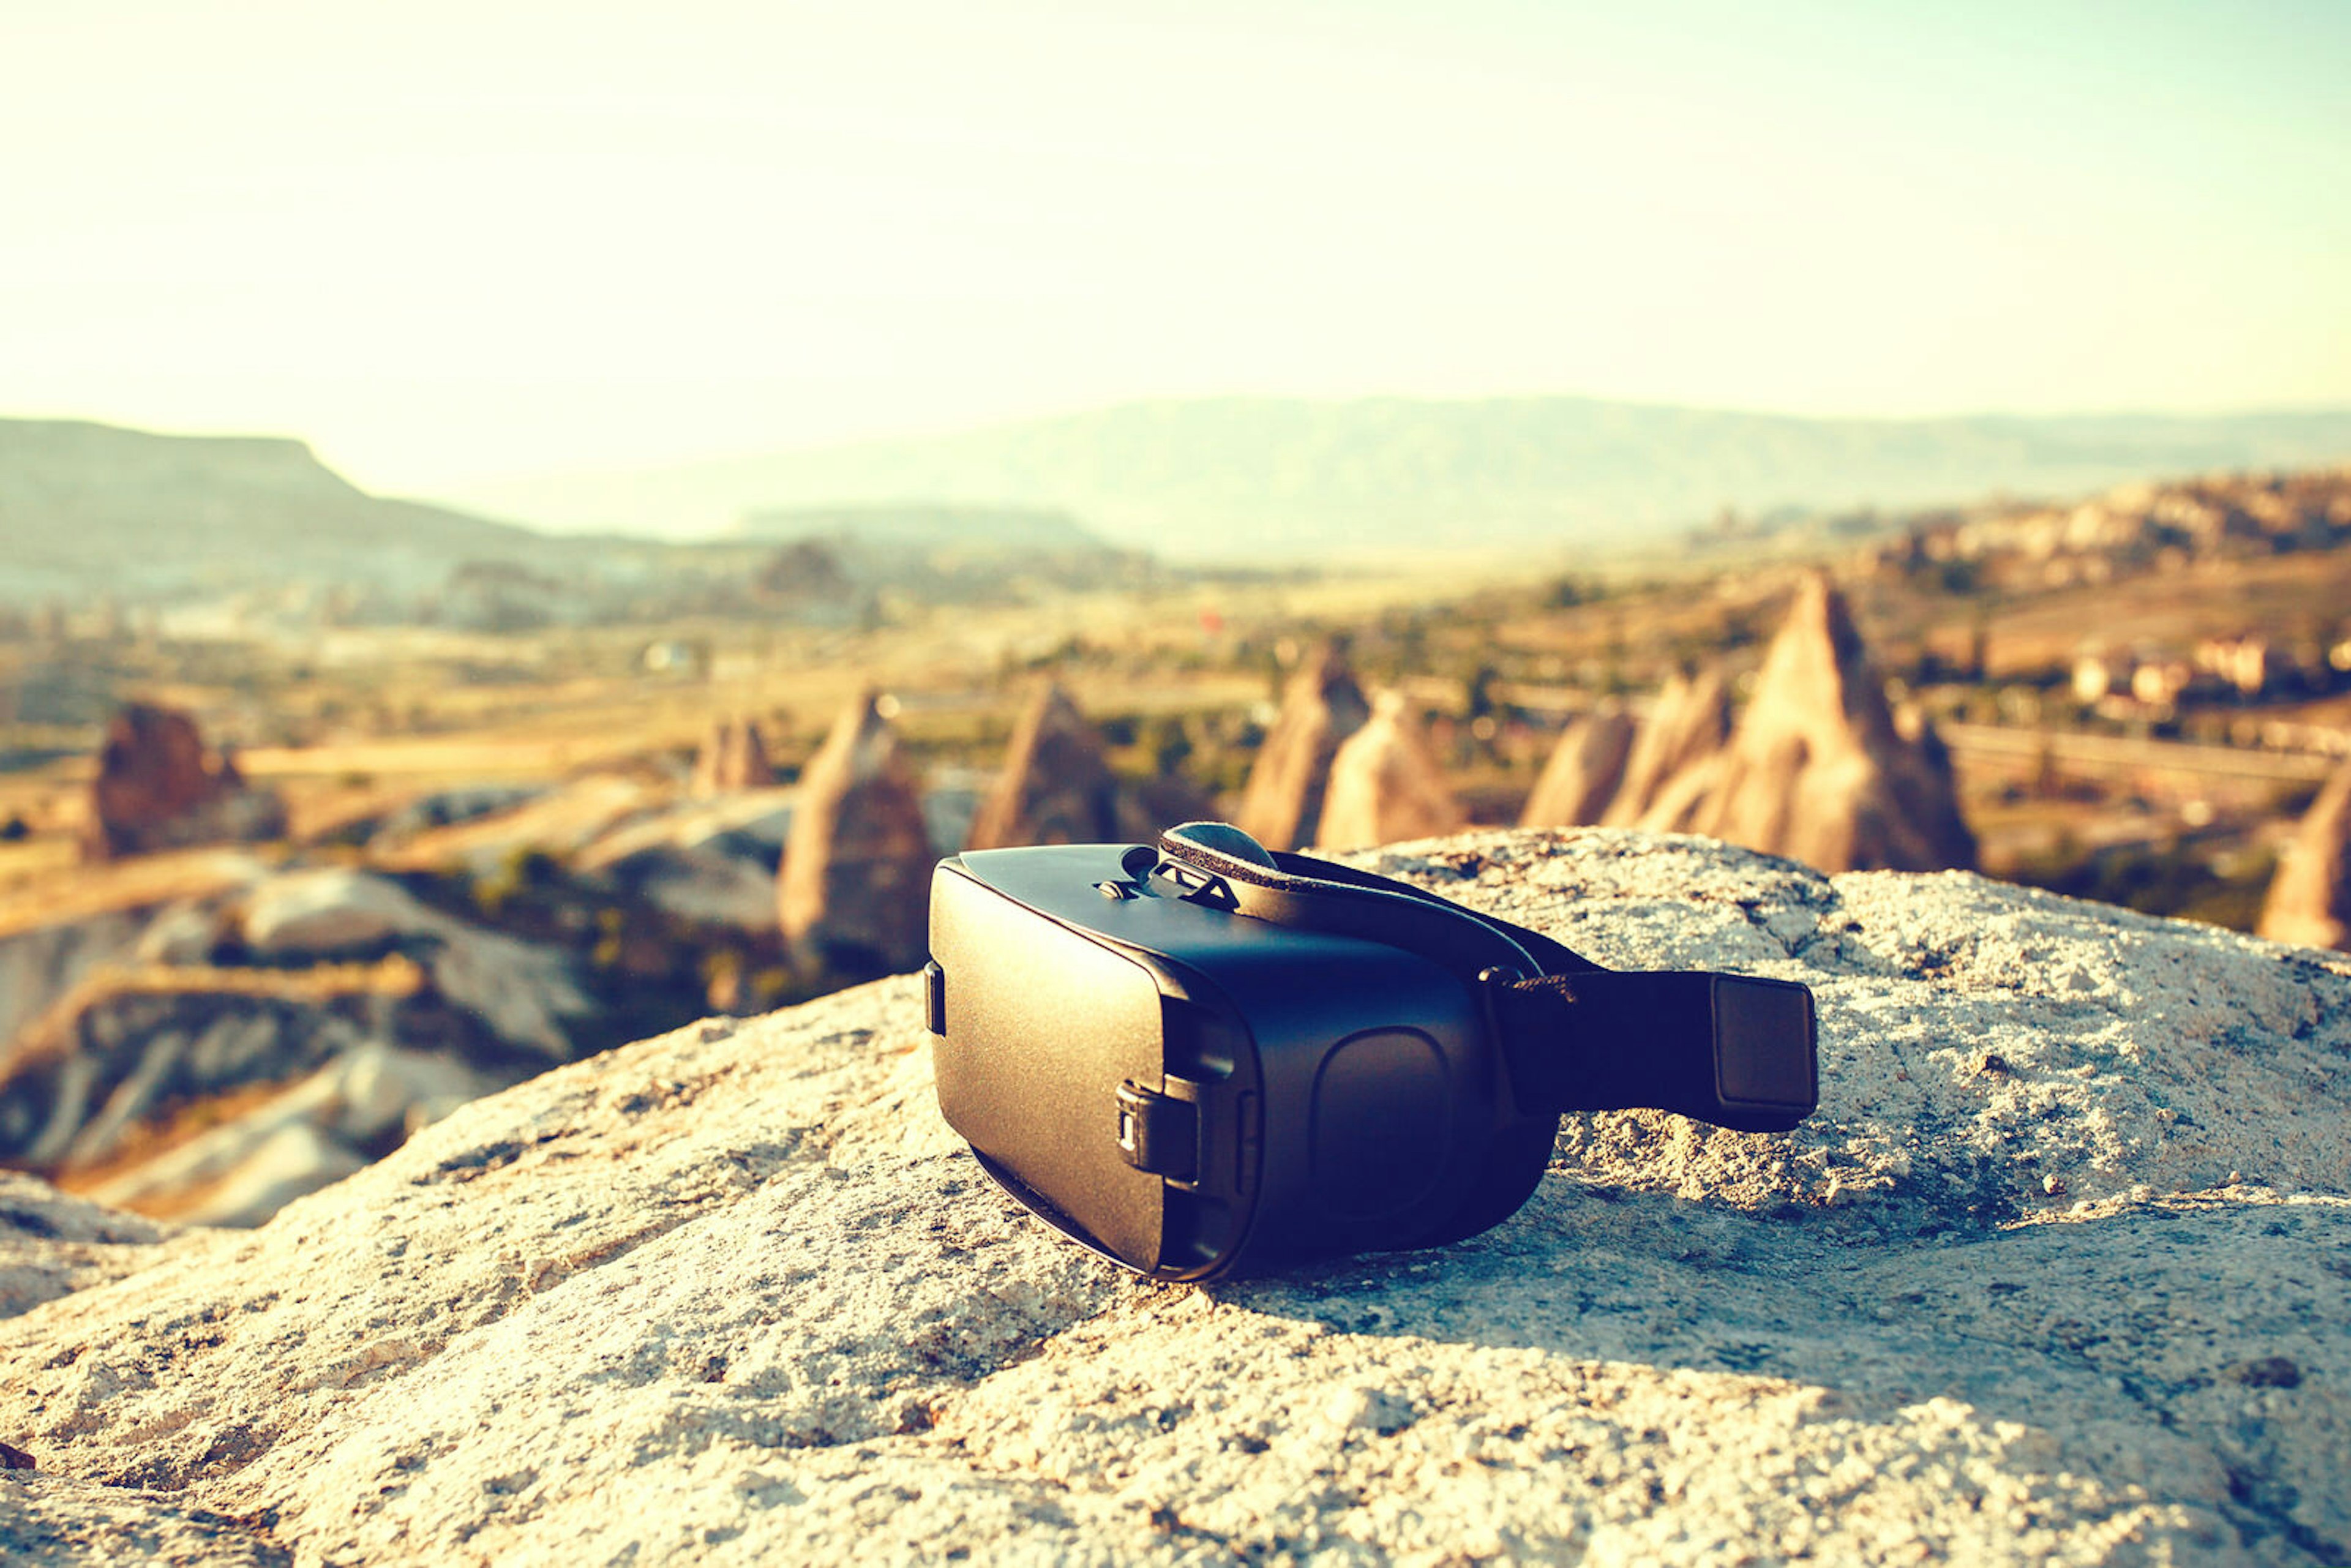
1489,970 -> 1818,1135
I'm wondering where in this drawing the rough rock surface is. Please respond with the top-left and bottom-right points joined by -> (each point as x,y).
2261,755 -> 2351,952
1646,577 -> 1978,872
0,1171 -> 172,1318
6,828 -> 2351,1565
1235,642 -> 1372,851
965,685 -> 1210,850
1315,692 -> 1466,851
575,791 -> 798,935
1603,667 -> 1731,828
690,717 -> 776,797
778,694 -> 933,977
1520,706 -> 1636,828
237,868 -> 593,1059
81,704 -> 287,864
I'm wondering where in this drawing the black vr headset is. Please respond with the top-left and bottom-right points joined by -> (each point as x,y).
924,822 -> 1818,1281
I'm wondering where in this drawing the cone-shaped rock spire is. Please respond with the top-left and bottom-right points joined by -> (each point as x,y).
1521,705 -> 1637,828
1660,575 -> 1976,872
964,685 -> 1212,849
690,716 -> 775,797
777,692 -> 932,978
1314,692 -> 1467,852
2259,756 -> 2351,951
964,685 -> 1121,849
1604,668 -> 1733,828
1235,641 -> 1371,852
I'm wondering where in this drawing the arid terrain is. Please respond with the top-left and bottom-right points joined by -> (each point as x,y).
2,460 -> 2349,1229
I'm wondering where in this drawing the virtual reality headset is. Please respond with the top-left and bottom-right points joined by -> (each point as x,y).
924,822 -> 1818,1281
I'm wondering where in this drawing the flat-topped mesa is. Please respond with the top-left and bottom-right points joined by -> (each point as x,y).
1235,640 -> 1371,851
81,702 -> 287,863
778,692 -> 932,978
964,684 -> 1211,850
1603,667 -> 1731,828
1314,691 -> 1467,852
2260,754 -> 2351,951
1646,574 -> 1976,874
1521,705 -> 1637,828
689,716 -> 774,797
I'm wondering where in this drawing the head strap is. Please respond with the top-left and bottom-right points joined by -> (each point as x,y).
1155,823 -> 1818,1135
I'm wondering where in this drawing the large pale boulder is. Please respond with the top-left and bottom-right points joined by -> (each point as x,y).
576,790 -> 800,935
1235,641 -> 1372,850
239,868 -> 592,1058
2260,755 -> 2351,951
1314,691 -> 1466,850
1521,705 -> 1637,827
5,828 -> 2350,1564
778,694 -> 932,978
1654,576 -> 1977,872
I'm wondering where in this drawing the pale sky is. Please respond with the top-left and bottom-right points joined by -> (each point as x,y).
4,0 -> 2345,493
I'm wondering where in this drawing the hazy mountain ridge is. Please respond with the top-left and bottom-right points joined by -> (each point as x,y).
446,397 -> 2351,558
0,419 -> 541,598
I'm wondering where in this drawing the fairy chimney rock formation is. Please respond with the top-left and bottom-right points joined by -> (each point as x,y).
1521,706 -> 1637,828
82,702 -> 287,862
1659,575 -> 1975,873
1235,642 -> 1372,850
1603,667 -> 1733,828
778,694 -> 933,977
964,685 -> 1119,849
690,716 -> 775,796
966,685 -> 1212,850
2259,755 -> 2351,951
1314,691 -> 1467,851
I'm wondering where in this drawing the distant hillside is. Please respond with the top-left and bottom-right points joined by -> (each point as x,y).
735,503 -> 1103,553
0,419 -> 544,600
446,397 -> 2351,560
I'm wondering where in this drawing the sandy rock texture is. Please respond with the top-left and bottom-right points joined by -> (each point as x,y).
6,828 -> 2350,1566
2262,754 -> 2351,953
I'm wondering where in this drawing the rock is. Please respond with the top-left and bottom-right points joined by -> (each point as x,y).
1520,705 -> 1636,827
570,789 -> 798,935
965,685 -> 1210,850
0,1171 -> 172,1319
1651,576 -> 1978,872
1314,691 -> 1466,850
2260,754 -> 2351,951
81,703 -> 287,863
1234,640 -> 1371,850
690,717 -> 776,797
376,776 -> 659,879
0,852 -> 266,1059
83,1043 -> 495,1228
1603,666 -> 1732,827
6,828 -> 2351,1563
238,868 -> 592,1059
0,968 -> 395,1172
244,869 -> 430,957
778,694 -> 932,978
1,1472 -> 290,1566
362,784 -> 544,850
